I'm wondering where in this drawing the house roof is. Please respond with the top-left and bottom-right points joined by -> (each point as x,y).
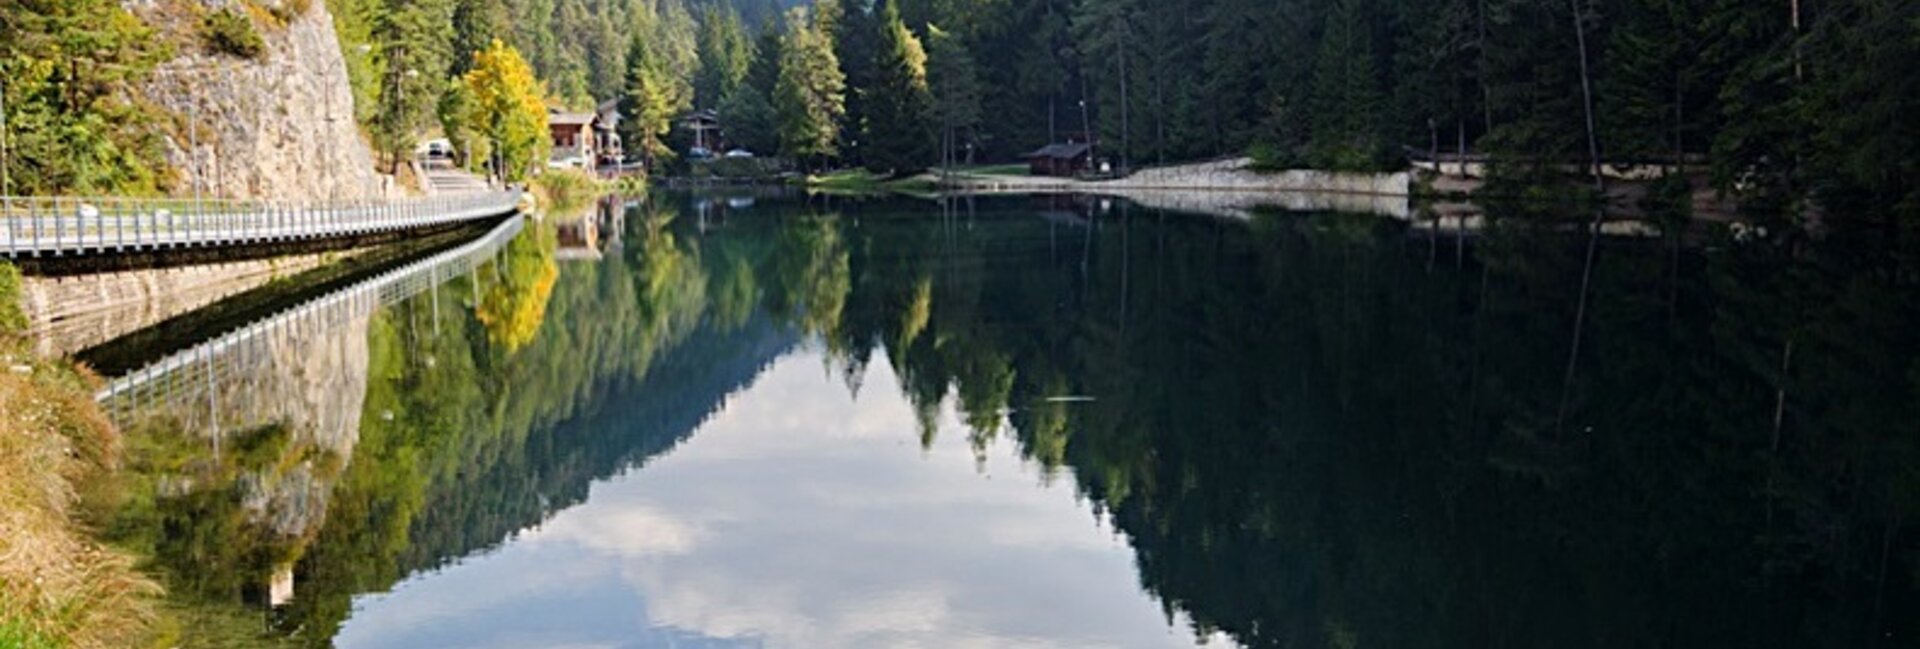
1022,143 -> 1091,160
549,111 -> 596,127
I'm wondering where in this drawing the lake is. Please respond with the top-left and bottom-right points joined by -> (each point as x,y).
92,191 -> 1916,648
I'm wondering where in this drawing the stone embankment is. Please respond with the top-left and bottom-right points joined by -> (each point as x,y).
20,252 -> 338,357
130,0 -> 388,203
943,158 -> 1412,220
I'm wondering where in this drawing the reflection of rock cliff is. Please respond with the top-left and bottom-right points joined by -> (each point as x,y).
132,1 -> 386,202
126,308 -> 371,541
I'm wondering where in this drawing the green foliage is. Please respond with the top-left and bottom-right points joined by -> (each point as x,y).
0,618 -> 60,649
861,0 -> 936,175
0,0 -> 171,195
622,33 -> 681,168
694,4 -> 756,108
926,24 -> 982,169
774,6 -> 847,166
0,262 -> 24,336
369,0 -> 456,171
459,40 -> 550,181
201,8 -> 267,60
1306,0 -> 1385,171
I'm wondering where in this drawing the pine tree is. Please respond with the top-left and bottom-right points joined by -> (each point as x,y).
774,7 -> 848,167
863,0 -> 937,174
927,24 -> 982,170
1308,0 -> 1385,170
622,32 -> 678,169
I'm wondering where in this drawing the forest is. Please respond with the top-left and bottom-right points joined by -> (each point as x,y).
1,0 -> 1914,217
338,0 -> 1916,215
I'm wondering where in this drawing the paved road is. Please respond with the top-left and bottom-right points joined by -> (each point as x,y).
420,159 -> 492,195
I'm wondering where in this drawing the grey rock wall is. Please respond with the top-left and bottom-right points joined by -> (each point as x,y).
136,1 -> 388,203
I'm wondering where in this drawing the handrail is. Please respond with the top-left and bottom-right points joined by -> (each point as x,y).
0,191 -> 521,258
94,215 -> 526,416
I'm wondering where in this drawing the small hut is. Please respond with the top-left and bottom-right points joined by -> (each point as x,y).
1021,143 -> 1092,177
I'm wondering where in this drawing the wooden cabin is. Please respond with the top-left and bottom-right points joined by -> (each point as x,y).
1021,142 -> 1092,177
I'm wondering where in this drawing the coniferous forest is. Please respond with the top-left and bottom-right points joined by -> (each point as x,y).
3,0 -> 1914,218
284,0 -> 1920,216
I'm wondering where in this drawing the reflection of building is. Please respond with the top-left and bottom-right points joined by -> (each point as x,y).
555,197 -> 626,262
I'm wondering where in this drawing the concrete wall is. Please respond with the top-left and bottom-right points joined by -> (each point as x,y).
21,253 -> 336,357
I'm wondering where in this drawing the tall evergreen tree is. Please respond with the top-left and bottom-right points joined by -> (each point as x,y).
1307,0 -> 1385,170
927,23 -> 982,170
774,6 -> 847,167
863,0 -> 936,174
371,0 -> 455,172
622,32 -> 679,169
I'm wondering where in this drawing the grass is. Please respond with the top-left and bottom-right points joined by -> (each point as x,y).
801,169 -> 941,196
0,262 -> 163,649
531,168 -> 641,215
953,164 -> 1029,177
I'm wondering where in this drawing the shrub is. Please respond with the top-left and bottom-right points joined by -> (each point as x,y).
202,8 -> 266,60
0,262 -> 24,336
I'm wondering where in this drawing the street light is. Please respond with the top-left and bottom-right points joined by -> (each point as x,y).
2,75 -> 11,197
1078,98 -> 1095,172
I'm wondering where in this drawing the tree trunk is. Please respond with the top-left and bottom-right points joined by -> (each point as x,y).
1570,0 -> 1604,191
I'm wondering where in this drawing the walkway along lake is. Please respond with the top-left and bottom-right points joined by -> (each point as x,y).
84,191 -> 1919,648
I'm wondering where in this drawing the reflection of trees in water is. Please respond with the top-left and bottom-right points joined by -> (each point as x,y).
475,225 -> 560,351
114,193 -> 1920,648
813,200 -> 1920,649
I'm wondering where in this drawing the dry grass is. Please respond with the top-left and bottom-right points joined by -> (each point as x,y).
0,337 -> 162,648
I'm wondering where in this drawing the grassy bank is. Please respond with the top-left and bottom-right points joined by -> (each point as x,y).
0,263 -> 162,649
802,169 -> 939,196
531,169 -> 644,215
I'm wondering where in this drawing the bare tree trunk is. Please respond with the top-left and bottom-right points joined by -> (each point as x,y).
1570,0 -> 1603,191
1477,0 -> 1493,136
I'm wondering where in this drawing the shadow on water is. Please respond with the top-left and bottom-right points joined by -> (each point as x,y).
87,190 -> 1918,648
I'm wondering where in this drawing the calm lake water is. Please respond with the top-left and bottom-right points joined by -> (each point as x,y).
94,191 -> 1916,648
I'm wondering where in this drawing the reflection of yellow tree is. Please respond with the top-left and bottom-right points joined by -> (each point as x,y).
899,277 -> 932,349
771,216 -> 850,341
476,226 -> 559,352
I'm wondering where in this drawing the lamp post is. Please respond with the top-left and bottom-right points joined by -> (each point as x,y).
1078,98 -> 1094,172
2,74 -> 11,197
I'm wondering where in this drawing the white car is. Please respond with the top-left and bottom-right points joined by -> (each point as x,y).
723,149 -> 755,159
417,139 -> 454,159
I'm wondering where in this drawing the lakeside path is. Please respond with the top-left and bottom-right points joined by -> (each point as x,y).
940,158 -> 1413,220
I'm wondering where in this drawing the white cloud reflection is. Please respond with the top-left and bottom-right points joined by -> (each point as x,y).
338,350 -> 1225,649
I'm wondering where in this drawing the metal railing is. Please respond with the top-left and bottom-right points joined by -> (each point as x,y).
94,216 -> 526,435
0,191 -> 520,258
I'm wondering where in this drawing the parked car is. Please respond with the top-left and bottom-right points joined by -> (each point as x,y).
723,149 -> 755,159
417,138 -> 454,160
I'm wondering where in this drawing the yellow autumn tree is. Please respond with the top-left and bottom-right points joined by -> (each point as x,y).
459,40 -> 549,181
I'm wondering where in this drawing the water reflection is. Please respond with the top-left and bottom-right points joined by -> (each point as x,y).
93,191 -> 1916,648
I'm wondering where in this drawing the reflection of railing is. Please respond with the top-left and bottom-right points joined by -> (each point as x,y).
94,216 -> 527,433
0,192 -> 519,258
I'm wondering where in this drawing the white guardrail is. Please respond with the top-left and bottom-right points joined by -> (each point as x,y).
95,216 -> 526,426
1,192 -> 521,258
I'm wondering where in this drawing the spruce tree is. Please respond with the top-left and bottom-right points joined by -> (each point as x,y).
774,7 -> 847,168
1308,0 -> 1384,170
863,0 -> 937,174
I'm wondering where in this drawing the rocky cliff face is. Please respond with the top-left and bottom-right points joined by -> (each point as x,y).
130,0 -> 389,203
